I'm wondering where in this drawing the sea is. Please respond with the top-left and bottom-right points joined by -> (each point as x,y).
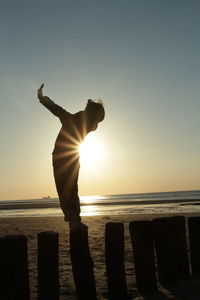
0,190 -> 200,218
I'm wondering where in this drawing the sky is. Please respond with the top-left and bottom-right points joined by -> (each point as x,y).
0,0 -> 200,200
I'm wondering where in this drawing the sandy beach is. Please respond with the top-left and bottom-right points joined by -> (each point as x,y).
1,213 -> 200,299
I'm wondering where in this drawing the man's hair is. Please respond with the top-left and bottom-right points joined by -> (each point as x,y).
86,99 -> 105,122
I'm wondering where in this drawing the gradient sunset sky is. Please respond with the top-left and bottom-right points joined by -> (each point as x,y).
0,0 -> 200,200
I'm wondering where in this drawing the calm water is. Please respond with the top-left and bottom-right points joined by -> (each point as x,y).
0,190 -> 200,218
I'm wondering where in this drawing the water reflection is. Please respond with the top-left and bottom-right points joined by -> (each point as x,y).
81,205 -> 99,216
1,202 -> 200,218
80,195 -> 106,204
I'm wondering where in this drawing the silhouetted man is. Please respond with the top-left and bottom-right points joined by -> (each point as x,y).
37,84 -> 105,228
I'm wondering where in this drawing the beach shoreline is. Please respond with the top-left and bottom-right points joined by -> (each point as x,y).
1,213 -> 200,299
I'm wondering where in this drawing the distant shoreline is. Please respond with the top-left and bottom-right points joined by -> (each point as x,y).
1,189 -> 200,203
0,198 -> 200,210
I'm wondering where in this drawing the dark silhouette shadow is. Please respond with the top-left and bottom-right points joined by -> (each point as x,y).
132,289 -> 171,300
38,84 -> 105,227
131,281 -> 200,299
161,280 -> 200,300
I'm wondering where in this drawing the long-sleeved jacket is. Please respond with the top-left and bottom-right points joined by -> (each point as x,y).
40,97 -> 87,157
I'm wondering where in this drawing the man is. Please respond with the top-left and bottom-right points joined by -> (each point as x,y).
37,84 -> 105,228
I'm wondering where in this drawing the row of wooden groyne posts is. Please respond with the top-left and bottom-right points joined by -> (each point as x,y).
0,216 -> 200,300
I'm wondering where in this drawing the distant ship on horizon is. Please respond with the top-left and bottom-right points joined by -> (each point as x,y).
42,196 -> 51,199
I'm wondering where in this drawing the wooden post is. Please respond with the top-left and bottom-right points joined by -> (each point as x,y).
0,235 -> 30,300
70,223 -> 97,300
153,216 -> 190,285
38,231 -> 59,300
188,216 -> 200,278
105,222 -> 128,300
129,221 -> 157,291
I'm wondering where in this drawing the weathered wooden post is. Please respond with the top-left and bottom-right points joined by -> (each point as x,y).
37,231 -> 59,300
188,216 -> 200,278
0,235 -> 30,300
105,222 -> 128,300
70,223 -> 97,300
129,220 -> 157,291
153,216 -> 190,285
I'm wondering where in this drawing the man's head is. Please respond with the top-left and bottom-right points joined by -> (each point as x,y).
85,99 -> 105,131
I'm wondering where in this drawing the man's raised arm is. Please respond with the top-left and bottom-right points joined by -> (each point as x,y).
37,84 -> 68,118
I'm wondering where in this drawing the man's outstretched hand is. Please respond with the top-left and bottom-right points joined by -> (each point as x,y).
37,84 -> 51,102
37,84 -> 45,101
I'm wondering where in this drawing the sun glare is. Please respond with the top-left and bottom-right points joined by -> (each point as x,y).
79,133 -> 105,166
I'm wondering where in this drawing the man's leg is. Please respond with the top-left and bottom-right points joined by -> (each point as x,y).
53,156 -> 81,224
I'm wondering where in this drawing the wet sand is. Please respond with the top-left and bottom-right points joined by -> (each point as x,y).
0,213 -> 200,299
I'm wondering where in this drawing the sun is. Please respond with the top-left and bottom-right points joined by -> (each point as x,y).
79,132 -> 105,166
